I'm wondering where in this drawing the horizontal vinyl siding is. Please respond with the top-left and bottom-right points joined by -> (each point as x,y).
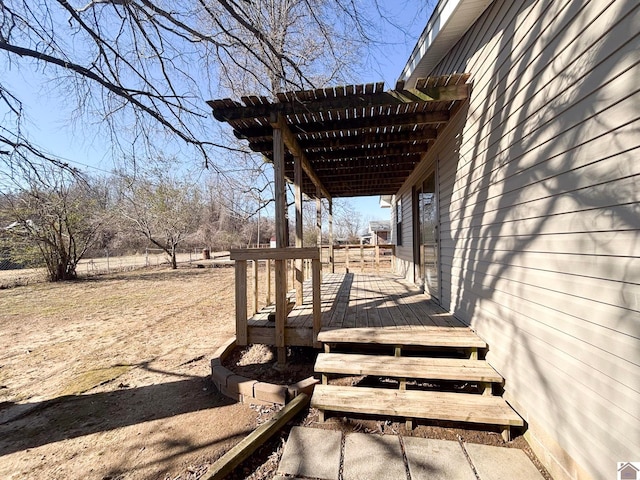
400,0 -> 640,479
392,191 -> 415,281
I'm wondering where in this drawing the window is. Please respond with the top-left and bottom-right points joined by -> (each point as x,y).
396,198 -> 403,246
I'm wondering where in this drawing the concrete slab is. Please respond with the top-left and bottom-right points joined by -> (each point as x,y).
277,426 -> 341,480
465,443 -> 545,480
343,433 -> 406,480
403,437 -> 476,480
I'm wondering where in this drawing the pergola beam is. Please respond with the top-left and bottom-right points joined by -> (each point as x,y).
270,113 -> 331,201
249,129 -> 437,152
210,84 -> 468,122
255,142 -> 432,161
238,111 -> 449,141
310,166 -> 413,179
305,143 -> 429,161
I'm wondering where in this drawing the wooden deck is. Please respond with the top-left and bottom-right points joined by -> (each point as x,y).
236,271 -> 524,438
244,272 -> 467,347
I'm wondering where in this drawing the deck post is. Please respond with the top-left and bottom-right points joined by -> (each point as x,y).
345,245 -> 350,271
391,245 -> 396,272
360,244 -> 364,272
329,200 -> 334,273
312,257 -> 321,348
235,259 -> 248,346
275,258 -> 287,366
265,259 -> 272,305
252,259 -> 259,314
375,245 -> 380,273
316,186 -> 322,283
272,114 -> 287,366
294,155 -> 304,306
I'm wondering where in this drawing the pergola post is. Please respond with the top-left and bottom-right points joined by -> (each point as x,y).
272,115 -> 287,367
294,155 -> 304,306
329,199 -> 334,273
316,186 -> 322,281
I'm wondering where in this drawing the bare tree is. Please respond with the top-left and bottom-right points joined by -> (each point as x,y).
0,162 -> 107,281
116,157 -> 204,269
333,200 -> 364,243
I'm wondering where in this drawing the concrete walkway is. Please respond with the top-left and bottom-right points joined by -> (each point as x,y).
274,427 -> 545,480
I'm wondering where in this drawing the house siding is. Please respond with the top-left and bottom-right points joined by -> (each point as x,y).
391,191 -> 416,282
393,1 -> 640,479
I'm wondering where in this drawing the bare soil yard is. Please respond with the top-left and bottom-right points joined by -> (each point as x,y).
0,266 -> 259,480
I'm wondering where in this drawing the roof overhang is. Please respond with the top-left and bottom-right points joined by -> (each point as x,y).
208,74 -> 469,198
379,195 -> 393,208
400,0 -> 492,87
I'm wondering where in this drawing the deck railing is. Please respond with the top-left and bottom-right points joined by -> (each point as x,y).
321,244 -> 395,273
229,248 -> 321,363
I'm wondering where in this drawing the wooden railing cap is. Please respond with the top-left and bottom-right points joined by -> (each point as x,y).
230,247 -> 320,261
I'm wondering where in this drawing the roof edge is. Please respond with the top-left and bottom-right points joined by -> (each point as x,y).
400,0 -> 493,87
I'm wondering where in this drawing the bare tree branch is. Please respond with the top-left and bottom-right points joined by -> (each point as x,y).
0,0 -> 410,178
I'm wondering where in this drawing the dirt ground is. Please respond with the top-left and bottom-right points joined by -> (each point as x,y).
0,266 -> 258,480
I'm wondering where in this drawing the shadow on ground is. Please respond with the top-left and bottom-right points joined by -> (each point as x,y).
0,375 -> 234,456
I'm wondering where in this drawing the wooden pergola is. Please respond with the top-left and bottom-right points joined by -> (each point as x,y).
208,73 -> 469,364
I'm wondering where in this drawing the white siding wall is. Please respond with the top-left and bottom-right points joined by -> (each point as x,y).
395,1 -> 640,479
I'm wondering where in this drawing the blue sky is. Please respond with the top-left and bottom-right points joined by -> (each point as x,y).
1,1 -> 433,220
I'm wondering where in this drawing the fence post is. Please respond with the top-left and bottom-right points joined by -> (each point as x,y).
360,244 -> 364,273
375,245 -> 380,273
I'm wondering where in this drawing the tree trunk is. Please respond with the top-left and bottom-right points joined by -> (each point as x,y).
50,260 -> 77,281
171,245 -> 177,269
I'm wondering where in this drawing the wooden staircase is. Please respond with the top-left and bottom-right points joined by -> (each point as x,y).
311,327 -> 523,441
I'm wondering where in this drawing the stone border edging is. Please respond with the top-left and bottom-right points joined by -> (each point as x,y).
211,336 -> 319,405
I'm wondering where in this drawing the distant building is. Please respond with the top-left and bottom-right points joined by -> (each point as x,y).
364,220 -> 390,246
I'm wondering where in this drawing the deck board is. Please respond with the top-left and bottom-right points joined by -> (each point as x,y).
317,327 -> 486,348
315,353 -> 503,382
245,272 -> 468,347
312,385 -> 524,427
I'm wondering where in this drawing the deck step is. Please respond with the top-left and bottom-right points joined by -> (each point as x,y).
311,384 -> 523,427
315,353 -> 503,383
318,326 -> 486,349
